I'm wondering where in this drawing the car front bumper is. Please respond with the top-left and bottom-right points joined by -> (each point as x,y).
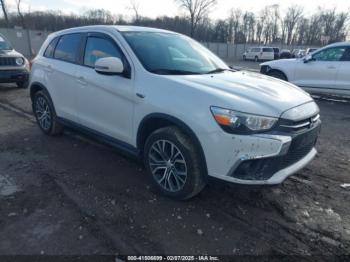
0,69 -> 29,84
203,121 -> 321,185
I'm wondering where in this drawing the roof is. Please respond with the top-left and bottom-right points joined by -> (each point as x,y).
115,25 -> 175,33
326,41 -> 350,47
51,25 -> 177,37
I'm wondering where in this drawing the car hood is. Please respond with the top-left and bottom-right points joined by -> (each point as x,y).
0,49 -> 23,57
163,70 -> 313,117
261,58 -> 300,66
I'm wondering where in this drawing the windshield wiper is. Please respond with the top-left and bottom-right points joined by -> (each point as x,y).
150,69 -> 202,75
205,68 -> 234,74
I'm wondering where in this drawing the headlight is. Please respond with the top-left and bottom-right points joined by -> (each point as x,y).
15,57 -> 24,66
210,106 -> 278,134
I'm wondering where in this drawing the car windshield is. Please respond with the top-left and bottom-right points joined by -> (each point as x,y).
0,36 -> 12,50
122,31 -> 228,75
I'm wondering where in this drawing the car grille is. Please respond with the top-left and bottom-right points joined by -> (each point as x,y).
0,57 -> 17,66
280,126 -> 319,169
277,114 -> 320,133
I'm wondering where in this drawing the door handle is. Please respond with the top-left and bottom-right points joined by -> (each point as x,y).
136,93 -> 145,99
76,76 -> 87,86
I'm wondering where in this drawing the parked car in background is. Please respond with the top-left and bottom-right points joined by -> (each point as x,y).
280,49 -> 292,59
243,47 -> 274,62
292,49 -> 306,58
0,34 -> 29,88
291,49 -> 299,58
297,49 -> 306,58
306,48 -> 318,54
30,25 -> 321,200
260,42 -> 350,97
273,47 -> 280,59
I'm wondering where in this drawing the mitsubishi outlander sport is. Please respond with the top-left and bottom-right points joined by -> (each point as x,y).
29,26 -> 321,200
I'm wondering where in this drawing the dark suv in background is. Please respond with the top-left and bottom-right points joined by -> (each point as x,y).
273,47 -> 280,59
0,34 -> 29,88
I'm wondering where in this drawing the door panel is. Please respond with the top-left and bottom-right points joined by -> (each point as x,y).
293,61 -> 339,88
48,33 -> 83,121
336,63 -> 350,92
293,46 -> 347,89
335,47 -> 350,93
75,34 -> 135,145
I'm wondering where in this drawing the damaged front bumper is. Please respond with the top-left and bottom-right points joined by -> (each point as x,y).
205,121 -> 321,185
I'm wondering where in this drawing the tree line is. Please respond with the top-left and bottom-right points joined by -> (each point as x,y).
0,0 -> 348,45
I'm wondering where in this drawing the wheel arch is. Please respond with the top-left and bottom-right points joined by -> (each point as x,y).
30,82 -> 58,115
268,68 -> 289,81
137,113 -> 208,176
30,82 -> 49,102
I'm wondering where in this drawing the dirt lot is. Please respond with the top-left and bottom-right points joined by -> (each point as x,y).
0,85 -> 350,258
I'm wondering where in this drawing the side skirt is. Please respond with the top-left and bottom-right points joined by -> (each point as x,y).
57,117 -> 141,160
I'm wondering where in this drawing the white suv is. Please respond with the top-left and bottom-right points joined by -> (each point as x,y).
243,47 -> 274,62
30,26 -> 321,200
260,42 -> 350,97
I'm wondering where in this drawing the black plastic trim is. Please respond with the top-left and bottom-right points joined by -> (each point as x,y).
57,117 -> 140,159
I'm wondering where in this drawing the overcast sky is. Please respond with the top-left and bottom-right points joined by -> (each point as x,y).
5,0 -> 350,19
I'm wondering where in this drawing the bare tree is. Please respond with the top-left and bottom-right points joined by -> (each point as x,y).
175,0 -> 217,37
16,0 -> 25,28
128,0 -> 141,23
284,5 -> 303,44
270,4 -> 280,43
0,0 -> 9,27
228,8 -> 242,43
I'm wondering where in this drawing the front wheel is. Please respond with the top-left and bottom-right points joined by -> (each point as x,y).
268,70 -> 288,81
144,126 -> 206,200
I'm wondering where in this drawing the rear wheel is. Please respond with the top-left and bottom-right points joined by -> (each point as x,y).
144,126 -> 206,200
33,90 -> 63,135
268,70 -> 288,81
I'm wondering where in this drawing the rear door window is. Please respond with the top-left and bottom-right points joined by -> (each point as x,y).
54,33 -> 83,63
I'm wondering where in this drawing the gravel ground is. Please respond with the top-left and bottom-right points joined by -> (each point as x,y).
0,85 -> 349,258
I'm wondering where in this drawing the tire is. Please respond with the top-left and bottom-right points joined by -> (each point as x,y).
255,56 -> 259,62
33,90 -> 63,136
144,126 -> 206,200
268,70 -> 288,81
16,81 -> 28,89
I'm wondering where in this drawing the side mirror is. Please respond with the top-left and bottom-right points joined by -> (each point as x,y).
95,57 -> 124,75
303,54 -> 313,63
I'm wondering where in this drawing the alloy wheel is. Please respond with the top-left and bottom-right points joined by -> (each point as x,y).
148,140 -> 187,192
35,96 -> 52,131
